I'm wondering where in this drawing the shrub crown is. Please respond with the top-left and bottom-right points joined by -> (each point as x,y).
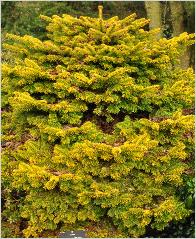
2,12 -> 194,238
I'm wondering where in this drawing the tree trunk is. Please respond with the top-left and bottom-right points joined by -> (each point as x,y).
170,1 -> 190,69
145,1 -> 163,38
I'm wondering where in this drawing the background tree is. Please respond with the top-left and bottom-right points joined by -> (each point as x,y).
170,1 -> 190,68
145,1 -> 163,38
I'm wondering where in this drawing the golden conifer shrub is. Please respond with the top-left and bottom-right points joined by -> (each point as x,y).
2,12 -> 195,238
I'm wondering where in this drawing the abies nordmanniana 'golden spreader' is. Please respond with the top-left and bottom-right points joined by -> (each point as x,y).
2,11 -> 194,238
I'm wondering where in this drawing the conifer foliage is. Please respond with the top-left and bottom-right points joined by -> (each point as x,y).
2,11 -> 195,238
